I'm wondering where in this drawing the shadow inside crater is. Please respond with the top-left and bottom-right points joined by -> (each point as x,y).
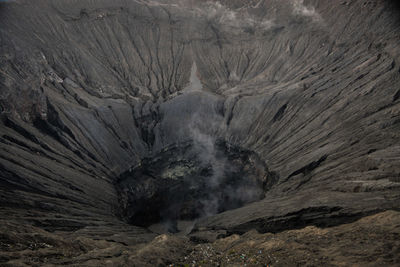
115,140 -> 278,233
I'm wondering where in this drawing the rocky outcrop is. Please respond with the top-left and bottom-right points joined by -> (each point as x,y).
1,210 -> 399,266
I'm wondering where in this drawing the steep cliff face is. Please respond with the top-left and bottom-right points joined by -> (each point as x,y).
1,0 -> 400,264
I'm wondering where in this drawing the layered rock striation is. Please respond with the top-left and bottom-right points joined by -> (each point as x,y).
0,0 -> 400,263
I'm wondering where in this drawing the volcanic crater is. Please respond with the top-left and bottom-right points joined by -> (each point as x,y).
1,0 -> 400,265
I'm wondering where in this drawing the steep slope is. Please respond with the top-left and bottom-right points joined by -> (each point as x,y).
0,0 -> 400,264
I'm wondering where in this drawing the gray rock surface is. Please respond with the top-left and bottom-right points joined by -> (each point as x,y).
1,0 -> 400,264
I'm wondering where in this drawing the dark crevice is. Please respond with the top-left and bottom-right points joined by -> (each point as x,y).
46,99 -> 77,141
226,207 -> 384,235
2,116 -> 40,145
0,164 -> 59,199
285,155 -> 328,182
393,89 -> 400,102
272,103 -> 288,123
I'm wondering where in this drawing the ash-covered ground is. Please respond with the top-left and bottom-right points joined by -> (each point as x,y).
1,0 -> 400,265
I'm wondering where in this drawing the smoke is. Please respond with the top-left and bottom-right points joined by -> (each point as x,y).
186,103 -> 264,218
195,1 -> 274,30
187,105 -> 226,216
188,112 -> 226,188
292,0 -> 322,23
139,0 -> 274,31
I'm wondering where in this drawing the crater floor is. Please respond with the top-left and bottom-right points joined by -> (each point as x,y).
117,141 -> 271,231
